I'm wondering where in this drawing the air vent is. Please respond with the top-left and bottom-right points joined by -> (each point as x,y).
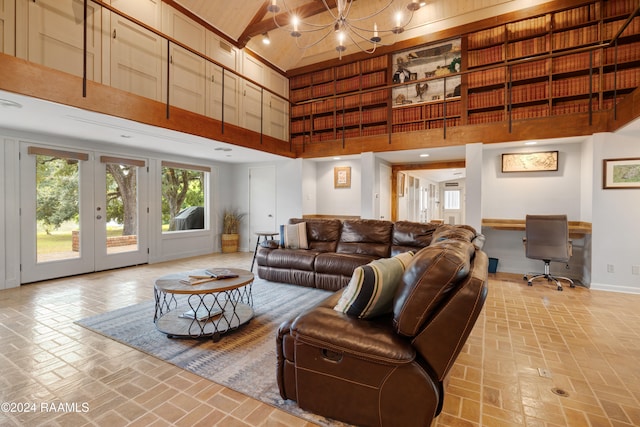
445,182 -> 459,187
219,40 -> 232,53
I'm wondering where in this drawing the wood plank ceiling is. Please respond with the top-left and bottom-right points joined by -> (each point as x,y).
171,0 -> 522,72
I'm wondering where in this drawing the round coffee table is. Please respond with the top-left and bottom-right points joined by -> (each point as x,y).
153,268 -> 254,341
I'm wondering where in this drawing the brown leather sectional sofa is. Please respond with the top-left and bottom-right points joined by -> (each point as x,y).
261,218 -> 489,426
256,217 -> 481,290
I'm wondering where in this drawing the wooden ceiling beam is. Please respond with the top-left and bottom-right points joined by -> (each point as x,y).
240,0 -> 339,47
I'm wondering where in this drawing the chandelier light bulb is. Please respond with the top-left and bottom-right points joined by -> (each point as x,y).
267,0 -> 280,13
267,0 -> 420,58
371,23 -> 381,43
291,16 -> 301,37
407,0 -> 421,11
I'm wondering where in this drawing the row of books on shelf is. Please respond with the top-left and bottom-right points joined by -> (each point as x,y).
468,45 -> 504,67
469,68 -> 506,88
392,102 -> 462,122
553,51 -> 600,73
603,0 -> 638,18
468,88 -> 505,109
552,25 -> 600,50
552,75 -> 599,96
602,67 -> 640,89
552,99 -> 600,115
468,111 -> 504,124
554,4 -> 598,29
604,41 -> 640,64
506,15 -> 548,40
468,26 -> 505,49
603,16 -> 640,39
507,35 -> 549,59
292,90 -> 390,119
511,59 -> 548,80
511,82 -> 549,103
511,105 -> 550,120
392,118 -> 462,133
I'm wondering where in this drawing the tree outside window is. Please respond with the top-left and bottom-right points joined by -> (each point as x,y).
161,165 -> 207,232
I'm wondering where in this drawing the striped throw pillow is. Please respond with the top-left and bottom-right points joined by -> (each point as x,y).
280,222 -> 309,249
334,251 -> 414,319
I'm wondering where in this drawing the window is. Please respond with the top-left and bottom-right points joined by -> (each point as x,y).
444,189 -> 461,210
161,161 -> 209,232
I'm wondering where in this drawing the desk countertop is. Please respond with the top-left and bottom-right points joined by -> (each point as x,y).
482,218 -> 592,237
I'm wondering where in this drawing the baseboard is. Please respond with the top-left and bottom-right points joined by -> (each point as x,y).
590,282 -> 640,294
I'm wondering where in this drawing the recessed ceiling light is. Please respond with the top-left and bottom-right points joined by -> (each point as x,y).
333,157 -> 341,160
215,147 -> 232,152
525,141 -> 538,145
0,98 -> 22,109
420,153 -> 430,157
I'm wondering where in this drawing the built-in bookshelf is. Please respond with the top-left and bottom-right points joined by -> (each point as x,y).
290,55 -> 389,145
465,0 -> 640,123
290,0 -> 640,146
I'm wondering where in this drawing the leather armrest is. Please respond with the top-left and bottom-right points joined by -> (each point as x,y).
291,307 -> 415,365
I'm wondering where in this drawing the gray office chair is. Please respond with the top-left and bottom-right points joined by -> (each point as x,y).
523,214 -> 575,291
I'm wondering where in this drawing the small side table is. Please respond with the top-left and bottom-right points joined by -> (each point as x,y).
251,231 -> 278,271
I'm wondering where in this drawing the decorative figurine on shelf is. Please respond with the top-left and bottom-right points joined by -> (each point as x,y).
416,83 -> 429,100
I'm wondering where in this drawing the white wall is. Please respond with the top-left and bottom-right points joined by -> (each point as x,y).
315,159 -> 362,217
480,141 -> 588,282
302,159 -> 317,216
591,132 -> 640,293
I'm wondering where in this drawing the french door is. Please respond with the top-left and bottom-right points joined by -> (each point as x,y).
20,144 -> 148,283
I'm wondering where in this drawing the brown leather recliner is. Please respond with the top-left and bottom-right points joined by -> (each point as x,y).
276,239 -> 489,427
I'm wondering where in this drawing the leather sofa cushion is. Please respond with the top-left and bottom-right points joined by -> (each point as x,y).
290,218 -> 341,252
391,221 -> 438,256
315,253 -> 378,277
260,248 -> 320,271
336,219 -> 393,258
393,240 -> 474,337
431,224 -> 477,243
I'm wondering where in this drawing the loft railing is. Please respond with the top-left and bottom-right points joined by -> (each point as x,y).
79,0 -> 291,147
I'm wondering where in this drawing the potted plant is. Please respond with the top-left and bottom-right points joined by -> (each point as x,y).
221,209 -> 246,253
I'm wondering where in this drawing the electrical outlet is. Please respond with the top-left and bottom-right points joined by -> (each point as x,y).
607,264 -> 615,273
632,266 -> 640,275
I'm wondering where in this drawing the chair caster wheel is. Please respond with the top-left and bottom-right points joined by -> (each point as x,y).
557,286 -> 563,291
523,275 -> 528,281
527,281 -> 533,286
570,284 -> 575,288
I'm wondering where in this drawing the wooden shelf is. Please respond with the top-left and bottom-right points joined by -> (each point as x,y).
482,218 -> 592,237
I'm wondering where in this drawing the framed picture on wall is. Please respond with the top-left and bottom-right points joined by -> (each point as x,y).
334,166 -> 351,188
501,151 -> 558,172
398,172 -> 406,197
603,157 -> 640,189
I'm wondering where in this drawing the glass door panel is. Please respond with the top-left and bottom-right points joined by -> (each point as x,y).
35,154 -> 81,262
21,145 -> 94,283
95,155 -> 148,271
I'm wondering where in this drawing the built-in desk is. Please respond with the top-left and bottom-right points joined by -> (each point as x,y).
482,218 -> 592,238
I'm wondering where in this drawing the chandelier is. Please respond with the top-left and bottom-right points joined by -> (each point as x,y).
266,0 -> 425,59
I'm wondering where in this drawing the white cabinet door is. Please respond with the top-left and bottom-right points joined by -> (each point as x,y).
24,0 -> 102,80
109,11 -> 164,102
266,93 -> 288,140
169,44 -> 206,115
0,0 -> 15,55
242,80 -> 263,133
163,6 -> 206,115
207,63 -> 240,126
110,0 -> 160,28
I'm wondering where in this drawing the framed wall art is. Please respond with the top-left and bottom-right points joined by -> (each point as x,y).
501,151 -> 559,173
334,166 -> 351,188
603,157 -> 640,189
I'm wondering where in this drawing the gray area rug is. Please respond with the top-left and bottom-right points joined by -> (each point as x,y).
76,278 -> 345,426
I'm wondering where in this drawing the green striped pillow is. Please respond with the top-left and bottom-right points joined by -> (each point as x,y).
334,251 -> 414,319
